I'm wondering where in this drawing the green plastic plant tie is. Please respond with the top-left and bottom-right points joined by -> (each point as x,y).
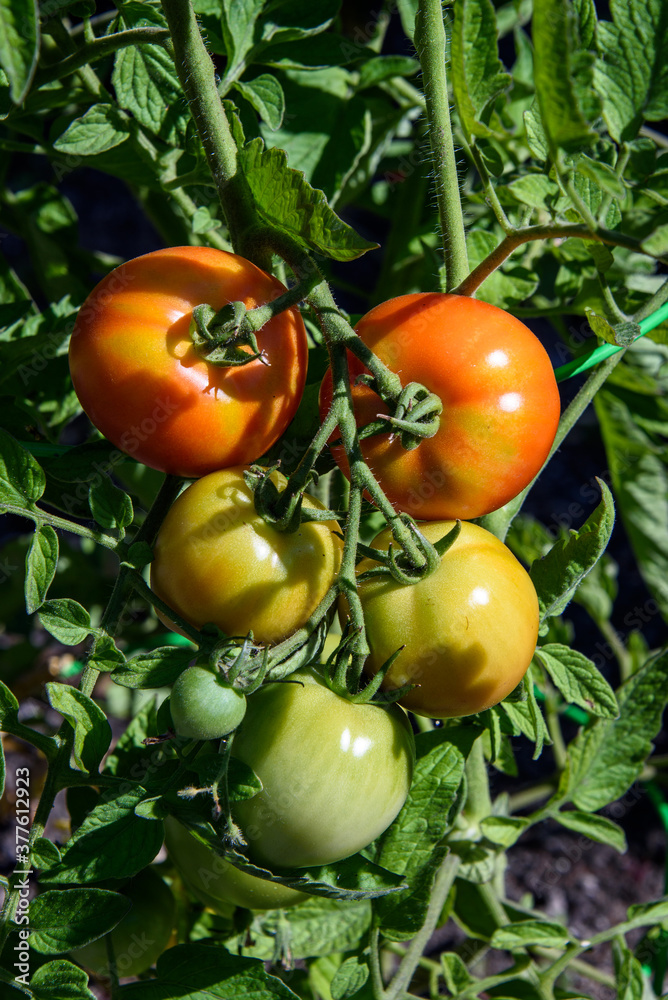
553,300 -> 668,382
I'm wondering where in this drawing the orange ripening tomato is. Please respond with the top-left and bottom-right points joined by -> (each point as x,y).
319,293 -> 560,520
355,520 -> 540,719
69,246 -> 308,477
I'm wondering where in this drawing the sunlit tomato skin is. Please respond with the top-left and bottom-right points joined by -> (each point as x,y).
69,246 -> 308,477
150,468 -> 342,645
319,294 -> 560,520
355,521 -> 539,719
164,817 -> 307,911
231,668 -> 415,869
71,867 -> 175,979
169,666 -> 247,740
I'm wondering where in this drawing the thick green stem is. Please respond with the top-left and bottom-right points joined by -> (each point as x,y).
1,502 -> 118,549
414,0 -> 468,290
160,0 -> 257,250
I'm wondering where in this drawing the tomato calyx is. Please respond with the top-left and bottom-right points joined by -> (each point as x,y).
190,301 -> 267,367
322,630 -> 415,706
373,380 -> 443,451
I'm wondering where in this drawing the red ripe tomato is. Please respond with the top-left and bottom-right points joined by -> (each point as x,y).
319,293 -> 560,520
69,247 -> 308,477
355,520 -> 539,718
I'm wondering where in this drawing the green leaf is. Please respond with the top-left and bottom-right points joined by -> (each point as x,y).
112,37 -> 185,144
491,919 -> 571,950
595,387 -> 668,616
28,959 -> 96,1000
586,309 -> 640,348
118,943 -> 300,999
112,645 -> 194,689
627,898 -> 668,926
29,888 -> 131,954
564,648 -> 668,811
330,955 -> 369,1000
374,728 -> 476,940
595,0 -> 668,142
31,837 -> 62,870
356,55 -> 418,91
235,74 -> 285,130
231,898 -> 371,961
53,104 -> 132,155
0,678 -> 20,730
534,643 -> 618,719
500,676 -> 549,759
0,0 -> 38,103
532,0 -> 598,151
238,135 -> 377,262
641,223 -> 668,258
479,815 -> 530,848
39,598 -> 92,645
523,101 -> 549,161
503,174 -> 559,210
441,952 -> 475,995
576,155 -> 625,198
0,427 -> 45,508
219,0 -> 264,68
191,206 -> 221,234
451,0 -> 511,141
89,633 -> 126,672
88,475 -> 133,529
530,480 -> 615,626
466,231 -> 538,308
397,0 -> 418,40
40,788 -> 163,884
613,940 -> 645,1000
555,810 -> 627,852
46,682 -> 112,773
25,524 -> 58,614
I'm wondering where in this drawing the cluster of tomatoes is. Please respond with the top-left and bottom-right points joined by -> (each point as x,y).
69,245 -> 560,915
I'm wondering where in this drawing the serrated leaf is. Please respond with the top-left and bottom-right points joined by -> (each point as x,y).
39,598 -> 92,645
501,676 -> 549,759
524,102 -> 549,161
576,155 -> 625,198
504,174 -> 559,210
112,39 -> 185,144
88,475 -> 133,529
238,136 -> 377,261
112,645 -> 194,689
31,837 -> 62,870
235,73 -> 285,130
39,788 -> 163,884
28,959 -> 96,1000
0,0 -> 39,104
565,648 -> 668,811
451,0 -> 511,141
25,524 -> 58,613
479,815 -> 530,848
586,309 -> 640,348
595,1 -> 668,142
530,481 -> 615,624
119,943 -> 300,999
53,104 -> 132,155
491,919 -> 571,949
534,644 -> 618,718
555,810 -> 627,852
191,206 -> 221,234
586,241 -> 615,272
237,898 -> 371,962
219,0 -> 264,68
595,387 -> 668,616
29,888 -> 130,954
330,955 -> 369,1000
46,683 -> 112,773
373,728 -> 476,939
532,0 -> 598,151
0,427 -> 45,508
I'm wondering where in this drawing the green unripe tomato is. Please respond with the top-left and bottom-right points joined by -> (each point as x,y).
71,867 -> 174,979
164,816 -> 307,911
231,668 -> 415,869
169,666 -> 247,740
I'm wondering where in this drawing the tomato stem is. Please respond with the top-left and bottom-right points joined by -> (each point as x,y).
414,0 -> 469,291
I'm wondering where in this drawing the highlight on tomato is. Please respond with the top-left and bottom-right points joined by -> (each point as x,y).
354,520 -> 540,719
71,867 -> 175,979
231,668 -> 415,869
150,467 -> 342,644
69,246 -> 308,477
164,817 -> 307,912
319,293 -> 561,521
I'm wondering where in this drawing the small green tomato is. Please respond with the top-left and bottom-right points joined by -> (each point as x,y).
170,666 -> 247,740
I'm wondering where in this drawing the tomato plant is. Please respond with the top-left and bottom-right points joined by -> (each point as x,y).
71,868 -> 175,979
150,467 -> 342,644
320,293 -> 561,520
169,666 -> 246,740
355,521 -> 540,718
69,246 -> 308,478
164,817 -> 307,912
231,668 -> 415,869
